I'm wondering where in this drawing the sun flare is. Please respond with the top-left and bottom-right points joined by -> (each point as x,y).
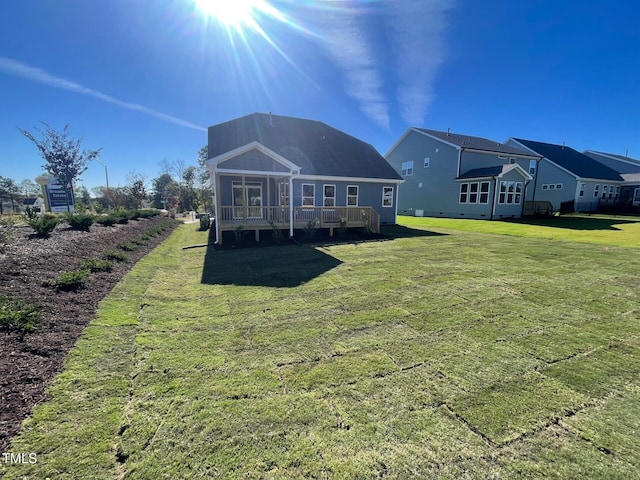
193,0 -> 261,28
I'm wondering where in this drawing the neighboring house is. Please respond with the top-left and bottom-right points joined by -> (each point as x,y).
583,151 -> 640,210
505,139 -> 625,213
207,113 -> 404,243
385,128 -> 539,219
22,197 -> 45,212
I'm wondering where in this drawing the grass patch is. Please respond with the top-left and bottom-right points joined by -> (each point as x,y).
3,218 -> 640,478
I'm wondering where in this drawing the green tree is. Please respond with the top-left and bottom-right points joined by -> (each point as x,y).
127,171 -> 148,209
151,174 -> 179,210
0,176 -> 21,214
196,145 -> 212,212
19,123 -> 101,212
179,166 -> 198,212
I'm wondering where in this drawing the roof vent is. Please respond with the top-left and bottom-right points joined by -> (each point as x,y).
447,128 -> 450,136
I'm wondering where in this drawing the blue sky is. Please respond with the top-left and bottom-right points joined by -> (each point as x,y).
1,0 -> 639,192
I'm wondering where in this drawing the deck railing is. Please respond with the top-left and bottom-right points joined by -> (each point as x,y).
218,206 -> 380,232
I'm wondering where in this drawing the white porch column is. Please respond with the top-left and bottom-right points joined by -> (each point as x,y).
289,175 -> 294,237
214,169 -> 221,244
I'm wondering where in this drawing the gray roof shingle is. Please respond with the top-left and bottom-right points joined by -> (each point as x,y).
415,128 -> 539,157
513,139 -> 624,181
208,113 -> 402,180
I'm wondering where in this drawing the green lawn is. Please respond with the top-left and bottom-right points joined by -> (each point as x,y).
3,216 -> 640,479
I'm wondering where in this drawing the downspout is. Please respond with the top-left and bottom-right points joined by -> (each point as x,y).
530,157 -> 542,204
521,180 -> 531,217
457,148 -> 464,177
289,170 -> 299,238
490,176 -> 498,220
213,168 -> 220,244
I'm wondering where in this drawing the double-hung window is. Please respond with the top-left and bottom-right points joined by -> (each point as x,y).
499,181 -> 522,204
347,185 -> 359,206
401,161 -> 414,176
382,187 -> 394,207
323,185 -> 336,207
302,184 -> 315,206
594,184 -> 600,198
459,182 -> 490,204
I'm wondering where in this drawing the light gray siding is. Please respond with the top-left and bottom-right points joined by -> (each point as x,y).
386,130 -> 531,219
386,130 -> 460,217
530,160 -> 577,211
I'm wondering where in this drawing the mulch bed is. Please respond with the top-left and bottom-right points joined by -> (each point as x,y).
0,216 -> 179,452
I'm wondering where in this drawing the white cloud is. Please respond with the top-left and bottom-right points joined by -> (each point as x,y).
388,0 -> 454,125
0,56 -> 207,132
307,1 -> 453,129
313,8 -> 390,130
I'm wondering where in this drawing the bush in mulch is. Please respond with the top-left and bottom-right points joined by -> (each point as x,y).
0,296 -> 41,333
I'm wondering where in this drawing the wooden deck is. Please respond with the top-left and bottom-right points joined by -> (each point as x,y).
217,206 -> 380,236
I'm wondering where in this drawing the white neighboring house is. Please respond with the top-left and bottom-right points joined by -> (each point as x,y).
22,197 -> 45,212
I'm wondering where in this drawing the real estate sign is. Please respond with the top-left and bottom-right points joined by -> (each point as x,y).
45,177 -> 75,213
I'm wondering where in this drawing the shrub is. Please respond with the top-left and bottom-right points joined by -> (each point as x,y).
103,250 -> 129,262
337,217 -> 348,238
199,213 -> 210,231
304,218 -> 319,240
269,220 -> 283,243
137,209 -> 158,219
233,225 -> 245,244
65,212 -> 95,231
27,213 -> 59,237
117,242 -> 139,252
0,296 -> 41,333
81,258 -> 114,272
96,214 -> 119,227
44,269 -> 90,290
23,206 -> 39,223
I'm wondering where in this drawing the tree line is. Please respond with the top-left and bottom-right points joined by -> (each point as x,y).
1,123 -> 210,215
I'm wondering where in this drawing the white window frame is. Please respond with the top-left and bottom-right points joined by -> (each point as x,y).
594,184 -> 600,198
382,186 -> 394,207
424,157 -> 430,168
608,185 -> 615,199
602,185 -> 608,199
323,184 -> 336,207
302,183 -> 315,206
633,187 -> 640,206
346,185 -> 359,206
459,183 -> 469,204
555,184 -> 563,190
479,181 -> 490,204
401,161 -> 414,176
579,183 -> 586,197
529,160 -> 537,175
509,158 -> 516,164
232,181 -> 263,219
499,181 -> 523,204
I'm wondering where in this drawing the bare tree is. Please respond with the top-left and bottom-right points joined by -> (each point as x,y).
20,123 -> 101,212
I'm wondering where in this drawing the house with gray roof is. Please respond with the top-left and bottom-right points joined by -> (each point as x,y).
506,139 -> 625,213
385,128 -> 539,219
583,151 -> 640,210
207,113 -> 403,243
